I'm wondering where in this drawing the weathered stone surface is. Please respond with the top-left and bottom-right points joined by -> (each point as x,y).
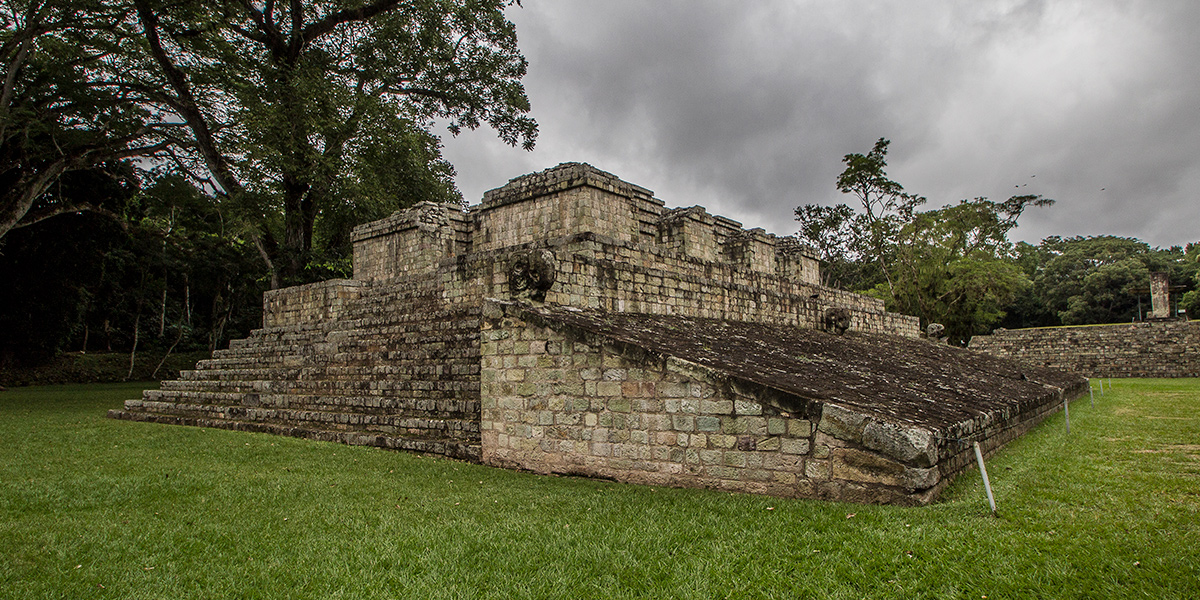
817,405 -> 867,443
862,421 -> 937,467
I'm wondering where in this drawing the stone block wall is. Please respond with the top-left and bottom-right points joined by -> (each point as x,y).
437,234 -> 918,337
776,237 -> 820,286
470,163 -> 820,284
474,164 -> 657,252
263,280 -> 366,328
479,302 -> 941,504
969,321 -> 1200,378
351,202 -> 470,282
657,206 -> 717,262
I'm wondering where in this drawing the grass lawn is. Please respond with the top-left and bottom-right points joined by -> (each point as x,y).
2,380 -> 1198,599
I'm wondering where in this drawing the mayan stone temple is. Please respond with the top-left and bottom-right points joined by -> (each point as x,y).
111,163 -> 1087,505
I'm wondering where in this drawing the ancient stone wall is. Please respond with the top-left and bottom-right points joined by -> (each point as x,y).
969,321 -> 1200,378
351,202 -> 471,282
479,302 -> 940,504
409,234 -> 913,336
338,162 -> 909,336
470,164 -> 821,287
474,165 -> 656,251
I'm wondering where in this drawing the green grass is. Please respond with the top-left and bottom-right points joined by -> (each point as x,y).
2,380 -> 1198,599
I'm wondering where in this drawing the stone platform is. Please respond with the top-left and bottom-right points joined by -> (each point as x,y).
111,163 -> 1087,504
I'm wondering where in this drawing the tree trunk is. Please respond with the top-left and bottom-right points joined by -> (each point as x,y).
126,312 -> 140,381
0,161 -> 71,240
159,285 -> 168,337
281,175 -> 312,282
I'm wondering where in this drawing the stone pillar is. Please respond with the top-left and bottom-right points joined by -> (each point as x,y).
1150,272 -> 1170,319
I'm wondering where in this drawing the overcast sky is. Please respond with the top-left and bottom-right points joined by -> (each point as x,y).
438,0 -> 1199,248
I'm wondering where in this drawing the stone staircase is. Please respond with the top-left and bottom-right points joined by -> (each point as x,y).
109,283 -> 483,461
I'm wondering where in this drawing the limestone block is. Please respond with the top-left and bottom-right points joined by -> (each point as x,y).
816,404 -> 867,443
862,421 -> 938,467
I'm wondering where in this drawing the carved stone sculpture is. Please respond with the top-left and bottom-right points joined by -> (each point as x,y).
508,249 -> 558,302
823,307 -> 851,335
926,323 -> 946,342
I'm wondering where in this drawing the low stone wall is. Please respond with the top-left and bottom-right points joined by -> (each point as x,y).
438,234 -> 919,337
969,321 -> 1200,378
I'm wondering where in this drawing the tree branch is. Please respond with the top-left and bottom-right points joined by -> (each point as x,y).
135,1 -> 244,199
301,0 -> 404,45
12,201 -> 128,231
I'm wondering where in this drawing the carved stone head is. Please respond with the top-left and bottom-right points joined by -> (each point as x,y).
823,307 -> 851,335
926,322 -> 946,341
508,249 -> 558,302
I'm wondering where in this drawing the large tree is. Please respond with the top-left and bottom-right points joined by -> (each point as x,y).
884,194 -> 1052,341
1,1 -> 176,239
797,138 -> 1052,341
832,138 -> 926,296
127,0 -> 537,285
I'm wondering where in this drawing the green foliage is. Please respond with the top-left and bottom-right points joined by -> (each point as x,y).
829,138 -> 926,293
128,0 -> 536,283
0,170 -> 266,369
886,196 -> 1053,341
0,350 -> 211,386
793,203 -> 862,288
798,139 -> 1050,340
2,380 -> 1198,598
1,1 -> 173,238
1023,236 -> 1198,325
1182,290 -> 1200,320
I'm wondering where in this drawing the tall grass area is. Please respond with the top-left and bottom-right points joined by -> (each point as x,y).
2,380 -> 1197,599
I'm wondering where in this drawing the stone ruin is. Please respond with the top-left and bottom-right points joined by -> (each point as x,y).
970,271 -> 1200,378
110,163 -> 1087,505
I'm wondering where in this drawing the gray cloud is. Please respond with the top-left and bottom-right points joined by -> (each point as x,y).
439,0 -> 1200,247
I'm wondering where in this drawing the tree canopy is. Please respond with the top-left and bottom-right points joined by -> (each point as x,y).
4,0 -> 537,286
1,1 -> 175,238
127,0 -> 535,285
2,0 -> 539,371
797,138 -> 1054,342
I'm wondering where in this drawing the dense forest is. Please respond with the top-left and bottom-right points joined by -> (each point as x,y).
2,3 -> 1197,373
1,0 -> 534,371
795,139 -> 1200,343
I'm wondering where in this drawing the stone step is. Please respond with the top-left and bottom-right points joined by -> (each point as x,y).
195,351 -> 481,372
223,321 -> 480,353
158,377 -> 480,395
217,327 -> 480,352
106,409 -> 481,462
211,341 -> 480,364
120,400 -> 480,441
178,361 -> 480,383
240,314 -> 481,338
140,389 -> 479,418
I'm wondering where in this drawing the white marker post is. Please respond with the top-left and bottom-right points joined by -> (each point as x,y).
1063,397 -> 1071,434
973,441 -> 996,515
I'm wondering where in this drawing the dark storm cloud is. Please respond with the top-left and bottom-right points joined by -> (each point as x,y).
439,1 -> 1200,247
